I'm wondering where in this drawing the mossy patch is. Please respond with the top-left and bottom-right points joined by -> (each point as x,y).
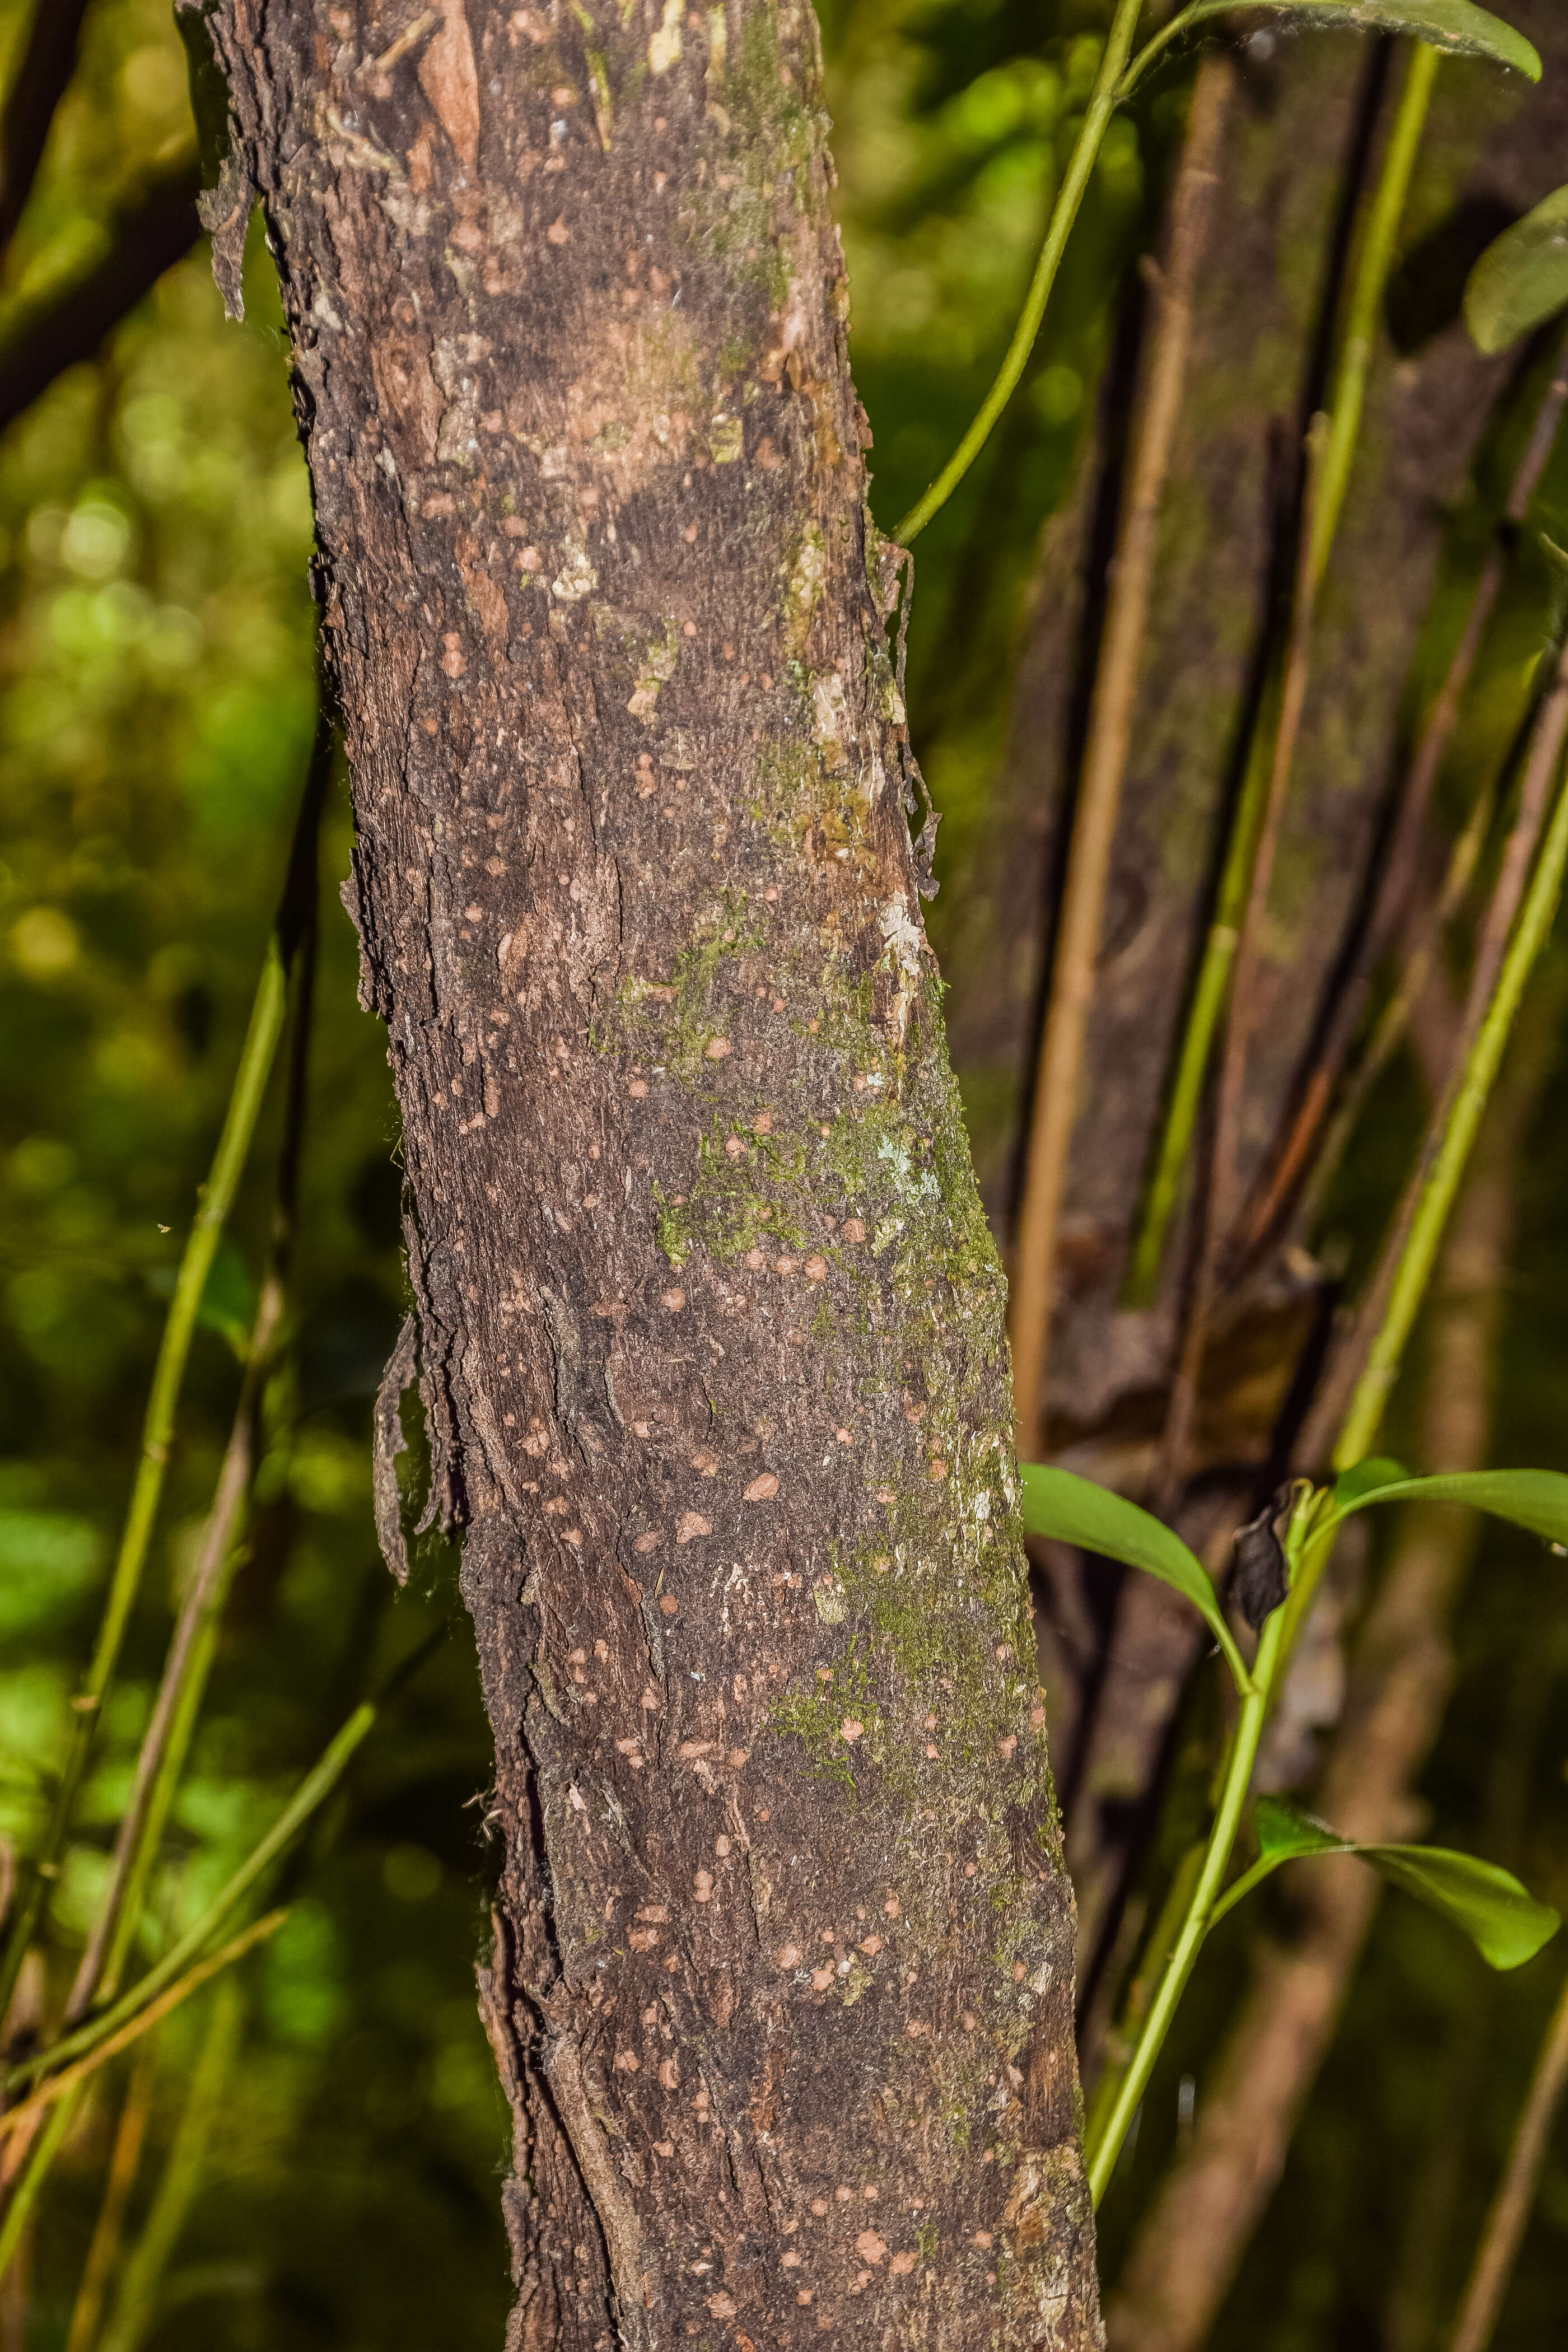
605,890 -> 764,1077
654,1114 -> 811,1268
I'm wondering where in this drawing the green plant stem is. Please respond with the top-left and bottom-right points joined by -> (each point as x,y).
1086,1604 -> 1289,2204
1338,760 -> 1568,1466
0,947 -> 288,2022
0,1915 -> 283,2152
99,1980 -> 244,2352
72,1267 -> 286,2022
74,748 -> 323,2022
64,2055 -> 154,2352
894,0 -> 1146,544
96,1608 -> 226,2004
1280,749 -> 1568,1666
0,2088 -> 81,2286
5,1704 -> 374,2099
1083,1838 -> 1203,2150
1126,41 -> 1439,1301
1299,639 -> 1568,1468
1115,0 -> 1204,101
1309,42 -> 1441,578
0,698 -> 330,2024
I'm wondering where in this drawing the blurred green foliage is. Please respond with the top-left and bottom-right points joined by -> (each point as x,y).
0,0 -> 1564,2346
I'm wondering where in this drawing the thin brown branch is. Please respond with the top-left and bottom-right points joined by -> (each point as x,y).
1009,53 -> 1234,1459
0,159 -> 202,436
1298,631 -> 1568,1467
1243,327 -> 1568,1254
63,2056 -> 153,2352
1447,1968 -> 1568,2352
63,1276 -> 284,2024
1104,1025 -> 1542,2352
0,0 -> 92,262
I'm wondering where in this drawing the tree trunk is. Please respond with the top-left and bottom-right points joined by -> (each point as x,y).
194,3 -> 1102,2345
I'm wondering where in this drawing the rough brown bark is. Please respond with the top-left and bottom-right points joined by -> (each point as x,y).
195,3 -> 1101,2346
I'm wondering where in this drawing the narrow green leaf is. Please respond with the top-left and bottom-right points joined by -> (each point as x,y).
1464,185 -> 1568,355
1174,2 -> 1539,80
1329,1466 -> 1568,1551
1212,1798 -> 1560,1968
1018,1464 -> 1252,1692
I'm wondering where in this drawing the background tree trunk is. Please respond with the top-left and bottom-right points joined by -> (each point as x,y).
958,4 -> 1568,2014
197,2 -> 1102,2346
1102,995 -> 1552,2350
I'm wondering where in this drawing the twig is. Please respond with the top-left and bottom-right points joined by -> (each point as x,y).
64,2057 -> 154,2352
0,0 -> 92,259
1447,1967 -> 1568,2352
0,160 -> 202,432
1243,324 -> 1568,1252
97,1982 -> 245,2352
895,0 -> 1146,543
0,1917 -> 283,2148
1010,53 -> 1234,1460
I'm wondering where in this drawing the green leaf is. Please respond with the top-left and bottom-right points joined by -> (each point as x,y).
1254,1794 -> 1345,1861
1464,185 -> 1568,355
1212,1798 -> 1560,1969
1331,1456 -> 1407,1511
1175,2 -> 1539,80
1328,1466 -> 1568,1552
1018,1464 -> 1252,1692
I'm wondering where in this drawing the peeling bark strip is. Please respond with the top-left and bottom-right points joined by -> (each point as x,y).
197,3 -> 1101,2344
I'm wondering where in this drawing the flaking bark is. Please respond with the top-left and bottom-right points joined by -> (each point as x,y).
192,2 -> 1102,2345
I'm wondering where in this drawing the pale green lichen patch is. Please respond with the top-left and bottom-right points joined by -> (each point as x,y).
782,525 -> 827,658
747,724 -> 878,881
707,409 -> 743,464
681,9 -> 822,304
605,892 -> 763,1076
654,1115 -> 810,1267
624,612 -> 679,721
770,1640 -> 880,1795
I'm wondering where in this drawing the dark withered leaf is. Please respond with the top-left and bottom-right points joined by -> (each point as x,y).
1232,1495 -> 1290,1631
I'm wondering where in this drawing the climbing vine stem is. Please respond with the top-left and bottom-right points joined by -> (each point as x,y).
895,0 -> 1146,545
